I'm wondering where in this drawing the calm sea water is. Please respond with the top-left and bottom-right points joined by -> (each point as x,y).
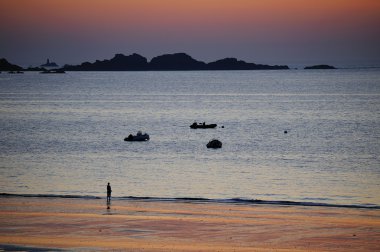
0,70 -> 379,207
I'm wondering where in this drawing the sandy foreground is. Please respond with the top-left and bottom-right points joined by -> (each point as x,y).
0,196 -> 379,251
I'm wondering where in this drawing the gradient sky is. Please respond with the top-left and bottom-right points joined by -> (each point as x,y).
1,0 -> 380,67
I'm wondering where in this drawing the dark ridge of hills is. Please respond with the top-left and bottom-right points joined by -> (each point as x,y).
63,53 -> 149,71
0,58 -> 23,71
0,53 -> 291,72
304,64 -> 336,70
61,53 -> 289,71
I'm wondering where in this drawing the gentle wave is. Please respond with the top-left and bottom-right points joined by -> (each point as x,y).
1,193 -> 379,210
0,193 -> 101,200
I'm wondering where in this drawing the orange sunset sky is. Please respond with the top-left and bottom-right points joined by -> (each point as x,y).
1,0 -> 379,67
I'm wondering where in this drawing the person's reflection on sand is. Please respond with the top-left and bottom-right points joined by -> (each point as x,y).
106,200 -> 111,213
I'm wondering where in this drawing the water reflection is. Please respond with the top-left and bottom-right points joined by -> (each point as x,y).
106,200 -> 111,213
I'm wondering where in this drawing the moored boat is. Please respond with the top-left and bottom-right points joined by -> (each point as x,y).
124,131 -> 150,141
190,122 -> 217,129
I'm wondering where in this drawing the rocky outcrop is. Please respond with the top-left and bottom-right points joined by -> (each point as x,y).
0,58 -> 23,71
304,64 -> 336,69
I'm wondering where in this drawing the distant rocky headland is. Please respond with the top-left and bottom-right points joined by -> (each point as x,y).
1,54 -> 342,72
62,53 -> 289,71
0,58 -> 23,71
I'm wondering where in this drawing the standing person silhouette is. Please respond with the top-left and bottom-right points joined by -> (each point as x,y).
107,182 -> 112,202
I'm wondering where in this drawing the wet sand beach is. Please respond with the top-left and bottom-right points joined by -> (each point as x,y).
0,196 -> 379,251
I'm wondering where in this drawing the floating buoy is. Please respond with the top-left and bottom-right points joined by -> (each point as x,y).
206,139 -> 222,149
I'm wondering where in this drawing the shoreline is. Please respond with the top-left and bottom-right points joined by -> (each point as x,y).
1,195 -> 379,251
1,193 -> 379,210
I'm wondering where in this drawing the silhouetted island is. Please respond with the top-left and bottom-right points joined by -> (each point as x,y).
304,64 -> 336,70
0,58 -> 23,71
0,54 -> 291,72
62,53 -> 289,71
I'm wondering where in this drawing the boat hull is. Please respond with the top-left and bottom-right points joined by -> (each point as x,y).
124,134 -> 150,141
190,124 -> 217,129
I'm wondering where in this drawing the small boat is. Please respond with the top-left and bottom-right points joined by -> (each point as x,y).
124,131 -> 150,141
190,122 -> 217,129
206,139 -> 222,148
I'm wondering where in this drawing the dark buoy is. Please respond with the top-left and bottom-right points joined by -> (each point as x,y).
284,130 -> 288,134
206,139 -> 222,149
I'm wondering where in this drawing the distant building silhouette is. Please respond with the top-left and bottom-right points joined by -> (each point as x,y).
41,59 -> 58,67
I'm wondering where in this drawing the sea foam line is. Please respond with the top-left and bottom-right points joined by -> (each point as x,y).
1,193 -> 379,210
